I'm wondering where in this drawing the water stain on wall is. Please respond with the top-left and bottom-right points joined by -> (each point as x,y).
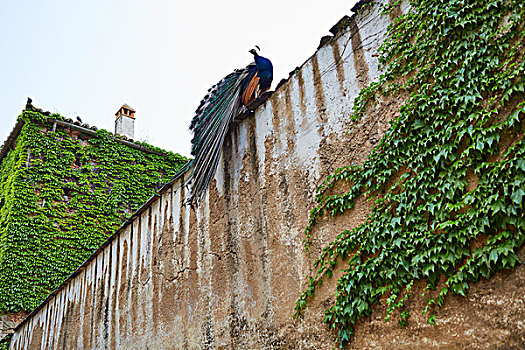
349,17 -> 370,89
310,55 -> 327,123
330,40 -> 347,96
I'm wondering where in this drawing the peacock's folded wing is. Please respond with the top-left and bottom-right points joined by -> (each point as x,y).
188,63 -> 257,206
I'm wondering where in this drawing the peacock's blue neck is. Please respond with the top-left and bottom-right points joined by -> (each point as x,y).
254,55 -> 273,74
254,55 -> 273,91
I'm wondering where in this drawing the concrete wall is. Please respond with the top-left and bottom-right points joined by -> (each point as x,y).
8,1 -> 525,349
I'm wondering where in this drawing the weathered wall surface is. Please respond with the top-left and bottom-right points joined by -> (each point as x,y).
0,313 -> 27,343
8,1 -> 525,349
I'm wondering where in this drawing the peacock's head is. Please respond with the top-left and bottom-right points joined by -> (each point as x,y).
249,46 -> 261,57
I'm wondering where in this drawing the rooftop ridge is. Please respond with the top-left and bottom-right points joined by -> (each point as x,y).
0,111 -> 180,167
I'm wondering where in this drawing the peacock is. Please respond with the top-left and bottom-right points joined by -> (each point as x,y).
187,47 -> 273,206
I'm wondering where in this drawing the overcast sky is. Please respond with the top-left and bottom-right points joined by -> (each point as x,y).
1,0 -> 358,157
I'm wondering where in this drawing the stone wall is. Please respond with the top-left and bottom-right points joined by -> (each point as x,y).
7,0 -> 525,349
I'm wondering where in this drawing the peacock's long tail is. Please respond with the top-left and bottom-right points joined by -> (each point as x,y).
188,64 -> 257,206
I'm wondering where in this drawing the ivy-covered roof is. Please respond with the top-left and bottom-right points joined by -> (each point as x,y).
0,110 -> 188,314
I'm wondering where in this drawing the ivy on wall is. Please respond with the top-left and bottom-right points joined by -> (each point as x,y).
295,0 -> 525,347
0,336 -> 8,350
0,111 -> 187,313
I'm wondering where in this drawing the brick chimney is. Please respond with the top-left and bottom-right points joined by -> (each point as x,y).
115,104 -> 135,139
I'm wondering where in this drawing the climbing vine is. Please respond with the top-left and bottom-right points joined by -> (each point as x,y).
0,111 -> 187,313
0,336 -> 9,350
295,0 -> 525,347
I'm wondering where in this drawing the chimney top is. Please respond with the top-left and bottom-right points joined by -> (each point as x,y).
115,104 -> 135,119
115,104 -> 135,139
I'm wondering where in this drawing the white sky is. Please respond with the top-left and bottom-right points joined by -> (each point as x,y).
0,0 -> 358,157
